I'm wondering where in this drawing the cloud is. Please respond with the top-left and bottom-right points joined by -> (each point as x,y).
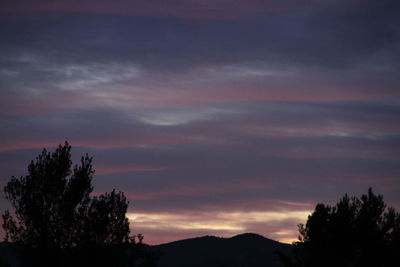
127,209 -> 312,244
0,0 -> 284,19
135,106 -> 237,126
1,0 -> 400,245
57,63 -> 141,91
2,1 -> 400,72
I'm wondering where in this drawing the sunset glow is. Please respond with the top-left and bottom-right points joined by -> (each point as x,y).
128,209 -> 312,244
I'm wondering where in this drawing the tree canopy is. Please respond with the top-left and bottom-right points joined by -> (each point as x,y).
2,142 -> 138,266
280,188 -> 400,267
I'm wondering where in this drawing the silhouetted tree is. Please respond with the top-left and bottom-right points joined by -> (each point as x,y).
0,256 -> 11,267
2,142 -> 140,267
279,188 -> 400,267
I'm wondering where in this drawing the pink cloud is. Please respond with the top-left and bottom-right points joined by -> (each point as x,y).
96,166 -> 169,175
1,86 -> 397,119
0,137 -> 204,153
0,141 -> 65,153
0,90 -> 97,116
125,180 -> 271,201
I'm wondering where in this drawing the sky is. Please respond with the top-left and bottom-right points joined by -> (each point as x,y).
1,0 -> 400,244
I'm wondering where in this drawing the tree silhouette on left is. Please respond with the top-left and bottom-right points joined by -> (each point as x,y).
2,142 -> 138,267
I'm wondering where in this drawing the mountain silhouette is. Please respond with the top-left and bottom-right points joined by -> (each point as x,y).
152,233 -> 292,267
0,233 -> 291,267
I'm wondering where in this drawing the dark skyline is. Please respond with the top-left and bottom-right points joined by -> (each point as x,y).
1,0 -> 400,244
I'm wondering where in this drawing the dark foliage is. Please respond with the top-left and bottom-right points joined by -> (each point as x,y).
279,188 -> 400,267
1,142 -> 147,267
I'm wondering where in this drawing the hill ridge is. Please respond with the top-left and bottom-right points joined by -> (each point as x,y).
152,232 -> 291,267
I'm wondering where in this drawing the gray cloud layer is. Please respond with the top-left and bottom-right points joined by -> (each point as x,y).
1,0 -> 400,243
